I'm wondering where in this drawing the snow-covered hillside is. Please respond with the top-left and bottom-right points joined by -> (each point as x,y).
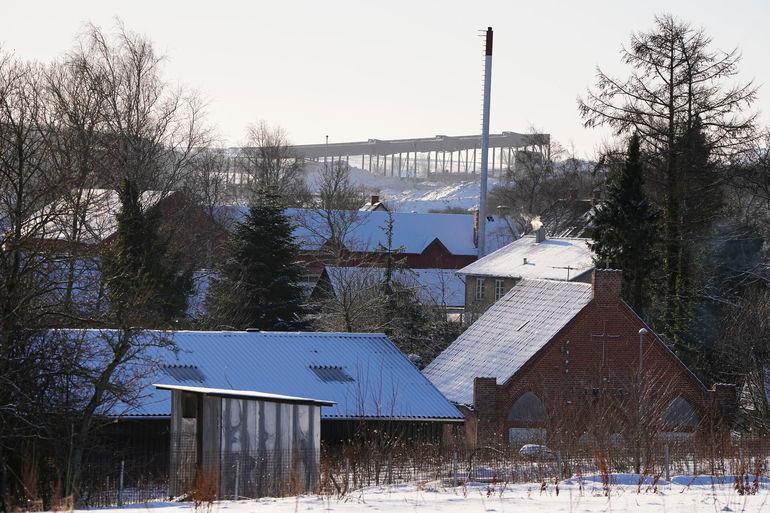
304,164 -> 498,213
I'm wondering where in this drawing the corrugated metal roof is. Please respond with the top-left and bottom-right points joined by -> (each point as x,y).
423,279 -> 593,405
457,236 -> 594,280
72,330 -> 463,421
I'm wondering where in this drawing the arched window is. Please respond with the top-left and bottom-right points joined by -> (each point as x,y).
507,392 -> 546,422
662,396 -> 699,428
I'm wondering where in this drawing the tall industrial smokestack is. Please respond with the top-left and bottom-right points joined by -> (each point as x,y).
478,27 -> 493,257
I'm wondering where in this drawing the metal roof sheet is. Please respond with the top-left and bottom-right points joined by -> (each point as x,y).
457,236 -> 594,280
69,330 -> 463,421
153,384 -> 336,406
423,279 -> 593,405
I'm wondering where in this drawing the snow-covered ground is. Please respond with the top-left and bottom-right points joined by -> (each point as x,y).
83,475 -> 770,512
304,164 -> 498,213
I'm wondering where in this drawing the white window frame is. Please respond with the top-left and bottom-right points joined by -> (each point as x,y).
494,279 -> 505,300
475,277 -> 485,301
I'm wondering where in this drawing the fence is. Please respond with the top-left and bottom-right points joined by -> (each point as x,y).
73,435 -> 770,507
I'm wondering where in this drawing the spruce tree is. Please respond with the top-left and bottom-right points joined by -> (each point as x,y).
103,178 -> 192,324
590,134 -> 658,313
206,192 -> 307,330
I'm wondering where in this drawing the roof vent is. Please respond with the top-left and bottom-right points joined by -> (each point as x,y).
162,365 -> 206,383
245,328 -> 261,332
523,257 -> 528,265
309,365 -> 354,383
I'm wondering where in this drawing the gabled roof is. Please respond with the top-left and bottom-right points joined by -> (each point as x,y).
457,235 -> 594,280
66,329 -> 463,421
423,279 -> 593,405
31,189 -> 164,244
320,266 -> 465,308
217,207 -> 514,257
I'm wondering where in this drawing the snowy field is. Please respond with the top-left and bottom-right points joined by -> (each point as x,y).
83,475 -> 770,512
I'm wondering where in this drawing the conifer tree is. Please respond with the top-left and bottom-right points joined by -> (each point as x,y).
206,191 -> 308,330
103,178 -> 192,324
590,134 -> 658,313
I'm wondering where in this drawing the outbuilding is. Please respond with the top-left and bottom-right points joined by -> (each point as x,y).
155,384 -> 334,498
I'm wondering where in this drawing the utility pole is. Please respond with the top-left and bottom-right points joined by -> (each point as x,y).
478,27 -> 493,257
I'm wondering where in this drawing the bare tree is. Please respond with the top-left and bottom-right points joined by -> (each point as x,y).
237,120 -> 310,204
490,130 -> 594,234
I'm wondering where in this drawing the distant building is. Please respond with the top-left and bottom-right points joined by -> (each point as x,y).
424,271 -> 731,448
457,225 -> 593,317
217,206 -> 517,274
359,195 -> 389,212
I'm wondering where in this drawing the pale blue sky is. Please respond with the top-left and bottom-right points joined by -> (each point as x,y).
2,0 -> 768,156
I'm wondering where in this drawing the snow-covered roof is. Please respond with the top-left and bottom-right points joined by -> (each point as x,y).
423,279 -> 593,405
153,384 -> 335,406
32,189 -> 164,243
321,266 -> 465,308
457,235 -> 594,281
218,206 -> 514,257
66,329 -> 463,421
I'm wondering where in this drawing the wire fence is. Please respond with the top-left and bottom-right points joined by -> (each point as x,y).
73,435 -> 770,507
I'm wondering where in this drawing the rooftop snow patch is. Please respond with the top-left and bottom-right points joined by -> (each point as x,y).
423,279 -> 593,405
457,235 -> 594,280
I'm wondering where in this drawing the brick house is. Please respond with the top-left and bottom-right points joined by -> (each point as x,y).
424,270 -> 733,447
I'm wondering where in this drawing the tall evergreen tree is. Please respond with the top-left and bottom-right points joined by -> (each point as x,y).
103,178 -> 192,324
666,116 -> 723,358
206,192 -> 307,330
590,134 -> 658,313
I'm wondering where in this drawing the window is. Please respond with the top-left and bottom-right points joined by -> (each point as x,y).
507,392 -> 546,422
494,279 -> 505,300
662,396 -> 699,428
309,365 -> 354,383
475,277 -> 486,301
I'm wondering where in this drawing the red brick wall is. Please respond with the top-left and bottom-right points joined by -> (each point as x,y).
472,270 -> 710,446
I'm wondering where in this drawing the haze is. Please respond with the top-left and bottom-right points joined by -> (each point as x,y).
3,0 -> 768,155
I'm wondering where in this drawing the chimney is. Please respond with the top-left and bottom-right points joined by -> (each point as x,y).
534,226 -> 546,243
370,195 -> 379,205
592,269 -> 622,302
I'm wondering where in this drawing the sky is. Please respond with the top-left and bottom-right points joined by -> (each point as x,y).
1,0 -> 768,157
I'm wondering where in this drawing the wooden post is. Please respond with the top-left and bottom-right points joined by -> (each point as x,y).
117,460 -> 125,507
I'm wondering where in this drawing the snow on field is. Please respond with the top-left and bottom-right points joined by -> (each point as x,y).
84,476 -> 770,512
304,164 -> 497,213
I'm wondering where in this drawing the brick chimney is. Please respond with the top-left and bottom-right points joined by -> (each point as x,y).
473,377 -> 501,447
592,269 -> 622,302
370,195 -> 379,205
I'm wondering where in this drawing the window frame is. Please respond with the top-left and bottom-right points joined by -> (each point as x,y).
475,277 -> 486,301
494,279 -> 505,300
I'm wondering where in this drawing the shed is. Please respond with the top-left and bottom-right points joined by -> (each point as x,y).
155,384 -> 334,498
